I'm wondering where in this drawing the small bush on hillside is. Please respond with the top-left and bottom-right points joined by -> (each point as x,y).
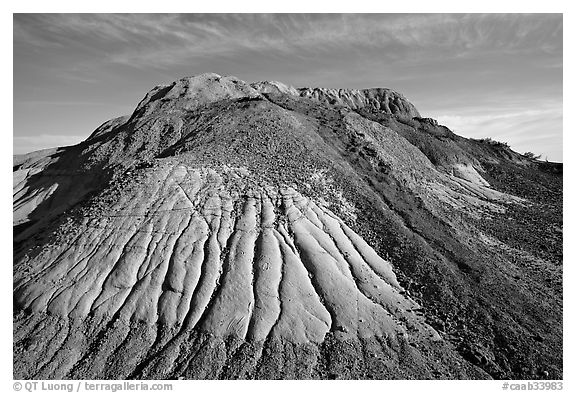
522,152 -> 542,160
475,137 -> 510,148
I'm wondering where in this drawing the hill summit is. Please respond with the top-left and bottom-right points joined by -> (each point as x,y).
13,73 -> 562,380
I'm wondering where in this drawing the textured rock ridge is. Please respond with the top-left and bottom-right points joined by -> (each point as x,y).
296,87 -> 421,117
251,80 -> 421,117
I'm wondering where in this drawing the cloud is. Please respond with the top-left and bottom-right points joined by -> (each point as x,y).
14,14 -> 562,69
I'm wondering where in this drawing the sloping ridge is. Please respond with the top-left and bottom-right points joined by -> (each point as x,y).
14,73 -> 559,380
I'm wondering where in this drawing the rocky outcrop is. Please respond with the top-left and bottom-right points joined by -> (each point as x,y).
296,87 -> 421,117
251,80 -> 421,118
134,74 -> 261,117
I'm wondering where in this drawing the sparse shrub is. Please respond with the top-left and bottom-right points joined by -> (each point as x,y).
522,152 -> 542,160
395,115 -> 419,128
475,137 -> 510,148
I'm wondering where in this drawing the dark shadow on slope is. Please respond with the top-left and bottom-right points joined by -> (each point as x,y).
12,126 -> 127,262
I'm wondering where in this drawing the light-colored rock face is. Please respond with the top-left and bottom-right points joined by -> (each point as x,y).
250,81 -> 421,118
14,165 -> 438,345
134,74 -> 262,116
296,87 -> 421,117
250,80 -> 301,96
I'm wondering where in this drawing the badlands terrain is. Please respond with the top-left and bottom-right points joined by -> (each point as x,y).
13,74 -> 562,379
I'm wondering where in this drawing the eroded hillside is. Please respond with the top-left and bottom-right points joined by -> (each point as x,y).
13,73 -> 562,380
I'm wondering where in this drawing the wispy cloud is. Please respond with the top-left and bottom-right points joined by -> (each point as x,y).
14,14 -> 562,69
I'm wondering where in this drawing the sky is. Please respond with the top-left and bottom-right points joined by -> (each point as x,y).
13,13 -> 563,161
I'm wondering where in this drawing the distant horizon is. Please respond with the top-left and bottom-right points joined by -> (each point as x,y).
14,13 -> 563,161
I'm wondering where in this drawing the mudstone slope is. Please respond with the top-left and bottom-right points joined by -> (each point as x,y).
13,73 -> 562,380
